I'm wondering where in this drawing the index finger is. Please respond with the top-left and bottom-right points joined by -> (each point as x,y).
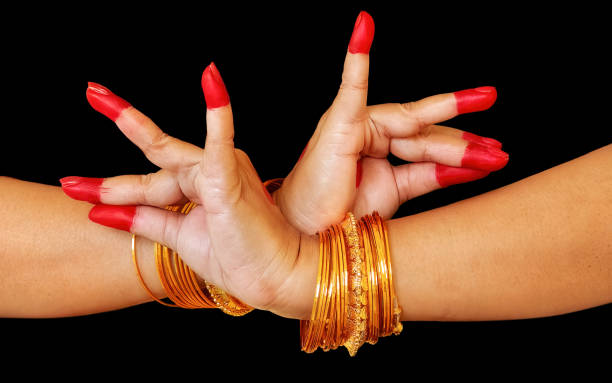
86,82 -> 202,171
368,86 -> 497,138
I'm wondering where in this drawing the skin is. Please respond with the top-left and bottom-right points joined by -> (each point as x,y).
4,12 -> 609,323
2,145 -> 611,320
284,144 -> 612,320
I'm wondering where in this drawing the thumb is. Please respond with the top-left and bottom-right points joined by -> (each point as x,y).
200,62 -> 241,210
330,11 -> 374,121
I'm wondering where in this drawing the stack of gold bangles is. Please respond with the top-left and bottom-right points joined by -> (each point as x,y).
131,178 -> 403,356
131,201 -> 253,316
300,211 -> 403,356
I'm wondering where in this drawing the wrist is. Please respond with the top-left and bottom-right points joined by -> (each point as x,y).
268,231 -> 319,320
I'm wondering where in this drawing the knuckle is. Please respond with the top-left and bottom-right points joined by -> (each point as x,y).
399,102 -> 427,129
137,173 -> 156,204
340,77 -> 368,92
420,124 -> 435,139
420,141 -> 433,161
145,131 -> 172,157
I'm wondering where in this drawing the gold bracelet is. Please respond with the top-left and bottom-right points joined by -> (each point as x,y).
342,212 -> 368,356
300,211 -> 403,356
132,201 -> 253,315
131,234 -> 177,307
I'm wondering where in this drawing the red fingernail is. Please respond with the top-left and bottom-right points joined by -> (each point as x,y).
454,86 -> 497,114
462,142 -> 509,171
298,143 -> 308,162
348,11 -> 375,54
201,62 -> 230,109
86,82 -> 131,122
88,204 -> 137,232
356,158 -> 363,188
462,131 -> 503,149
435,164 -> 490,188
60,176 -> 104,204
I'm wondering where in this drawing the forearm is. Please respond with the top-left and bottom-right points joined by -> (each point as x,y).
290,144 -> 612,321
393,144 -> 612,320
0,177 -> 165,317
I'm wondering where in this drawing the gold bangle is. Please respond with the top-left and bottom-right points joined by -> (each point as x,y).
300,211 -> 402,356
205,281 -> 254,317
263,178 -> 284,194
341,212 -> 368,356
131,201 -> 253,314
131,234 -> 177,307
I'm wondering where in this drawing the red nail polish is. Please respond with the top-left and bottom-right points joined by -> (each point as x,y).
88,204 -> 137,232
462,131 -> 503,149
201,62 -> 230,109
298,143 -> 308,162
86,82 -> 132,122
461,142 -> 509,171
454,86 -> 497,114
435,164 -> 490,188
60,176 -> 104,204
356,158 -> 363,188
348,11 -> 375,54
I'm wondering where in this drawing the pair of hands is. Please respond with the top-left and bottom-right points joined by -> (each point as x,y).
60,11 -> 508,319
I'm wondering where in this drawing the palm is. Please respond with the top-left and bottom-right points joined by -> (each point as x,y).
354,157 -> 400,219
172,150 -> 293,309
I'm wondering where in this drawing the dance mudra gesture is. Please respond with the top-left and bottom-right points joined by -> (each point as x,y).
1,11 -> 610,356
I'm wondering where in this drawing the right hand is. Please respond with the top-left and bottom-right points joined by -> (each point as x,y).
61,64 -> 316,319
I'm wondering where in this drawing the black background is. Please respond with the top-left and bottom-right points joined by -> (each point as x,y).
2,3 -> 611,374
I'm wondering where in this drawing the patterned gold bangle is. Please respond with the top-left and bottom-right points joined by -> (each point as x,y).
341,212 -> 368,357
204,281 -> 254,317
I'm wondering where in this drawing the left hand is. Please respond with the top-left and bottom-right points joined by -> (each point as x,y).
273,11 -> 508,234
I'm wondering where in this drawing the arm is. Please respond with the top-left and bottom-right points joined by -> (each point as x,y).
286,144 -> 612,321
0,176 -> 166,317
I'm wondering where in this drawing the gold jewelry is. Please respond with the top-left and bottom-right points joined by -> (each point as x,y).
132,201 -> 253,315
300,211 -> 403,356
131,234 -> 177,307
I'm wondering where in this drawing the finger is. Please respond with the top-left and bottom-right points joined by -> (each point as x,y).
390,125 -> 509,172
86,82 -> 202,171
87,204 -> 187,251
367,86 -> 497,138
200,62 -> 240,206
60,169 -> 189,207
330,11 -> 374,120
392,162 -> 490,205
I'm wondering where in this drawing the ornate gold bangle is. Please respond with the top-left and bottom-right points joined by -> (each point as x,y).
341,212 -> 368,357
300,211 -> 402,356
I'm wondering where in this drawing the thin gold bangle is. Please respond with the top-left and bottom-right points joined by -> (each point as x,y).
131,234 -> 177,308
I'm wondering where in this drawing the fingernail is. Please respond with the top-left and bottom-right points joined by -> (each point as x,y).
356,158 -> 363,188
298,143 -> 308,162
462,142 -> 509,171
436,164 -> 490,188
88,204 -> 137,232
60,176 -> 104,204
462,131 -> 503,149
348,11 -> 375,54
86,82 -> 132,122
454,86 -> 497,114
201,62 -> 230,109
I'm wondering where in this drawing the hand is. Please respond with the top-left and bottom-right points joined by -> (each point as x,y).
274,11 -> 509,234
61,64 -> 314,319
